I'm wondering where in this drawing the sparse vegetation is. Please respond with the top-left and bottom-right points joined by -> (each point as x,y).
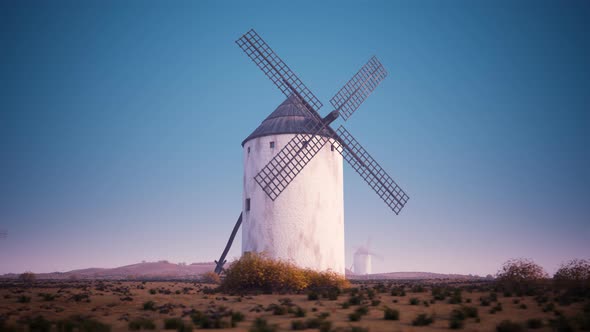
56,315 -> 111,332
19,272 -> 36,284
128,318 -> 156,330
412,313 -> 434,326
496,259 -> 548,295
383,306 -> 399,320
496,320 -> 524,332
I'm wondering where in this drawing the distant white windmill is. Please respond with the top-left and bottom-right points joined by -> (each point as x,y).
352,239 -> 383,275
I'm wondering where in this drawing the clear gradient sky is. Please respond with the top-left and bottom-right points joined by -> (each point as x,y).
1,1 -> 589,276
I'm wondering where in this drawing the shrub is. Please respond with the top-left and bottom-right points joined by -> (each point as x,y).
496,259 -> 548,294
27,316 -> 51,332
307,291 -> 319,301
496,320 -> 524,332
519,303 -> 527,309
355,306 -> 369,316
409,297 -> 420,305
163,318 -> 185,331
294,306 -> 306,318
461,305 -> 478,318
348,312 -> 362,321
549,316 -> 574,332
56,315 -> 111,332
17,295 -> 31,303
383,307 -> 399,320
221,253 -> 349,293
19,272 -> 36,283
202,271 -> 221,285
291,320 -> 306,330
143,301 -> 156,311
149,289 -> 157,295
554,259 -> 590,293
526,318 -> 543,329
129,318 -> 156,330
249,318 -> 277,332
371,299 -> 381,306
412,313 -> 434,326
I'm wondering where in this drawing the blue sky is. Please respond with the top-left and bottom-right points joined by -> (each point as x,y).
1,0 -> 589,275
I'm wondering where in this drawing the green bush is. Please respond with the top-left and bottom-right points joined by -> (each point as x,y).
142,301 -> 156,311
17,295 -> 31,303
163,318 -> 189,331
409,297 -> 420,305
348,312 -> 361,322
28,316 -> 51,332
496,320 -> 524,332
383,307 -> 399,320
461,305 -> 478,318
307,291 -> 319,301
290,320 -> 306,330
412,313 -> 434,326
128,318 -> 156,330
249,318 -> 278,332
56,315 -> 111,332
526,318 -> 543,329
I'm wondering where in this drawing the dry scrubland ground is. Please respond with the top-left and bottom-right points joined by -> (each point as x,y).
0,280 -> 587,331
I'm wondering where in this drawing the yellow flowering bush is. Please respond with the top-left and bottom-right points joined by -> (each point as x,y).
220,252 -> 349,294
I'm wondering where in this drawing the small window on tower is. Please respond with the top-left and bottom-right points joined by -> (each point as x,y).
270,141 -> 275,149
247,147 -> 250,154
245,198 -> 250,211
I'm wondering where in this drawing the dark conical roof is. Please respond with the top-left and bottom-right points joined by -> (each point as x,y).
242,95 -> 330,146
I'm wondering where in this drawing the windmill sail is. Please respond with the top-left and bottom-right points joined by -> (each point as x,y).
330,56 -> 388,120
331,126 -> 409,214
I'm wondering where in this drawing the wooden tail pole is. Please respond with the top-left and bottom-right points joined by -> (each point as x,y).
214,213 -> 243,274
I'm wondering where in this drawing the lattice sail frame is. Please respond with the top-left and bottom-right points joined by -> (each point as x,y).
331,126 -> 409,214
254,120 -> 330,200
330,56 -> 388,120
236,29 -> 323,125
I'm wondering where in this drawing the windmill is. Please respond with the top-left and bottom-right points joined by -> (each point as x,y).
352,239 -> 383,276
215,29 -> 409,274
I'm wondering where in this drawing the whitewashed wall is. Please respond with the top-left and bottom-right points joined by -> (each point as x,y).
242,134 -> 345,275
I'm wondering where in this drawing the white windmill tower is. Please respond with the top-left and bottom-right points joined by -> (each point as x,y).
214,29 -> 409,275
352,239 -> 383,275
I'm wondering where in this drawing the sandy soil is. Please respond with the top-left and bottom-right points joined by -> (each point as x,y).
0,280 -> 585,331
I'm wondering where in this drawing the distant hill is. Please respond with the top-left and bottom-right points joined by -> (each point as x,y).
1,261 -> 216,280
1,261 -> 486,281
347,271 -> 487,280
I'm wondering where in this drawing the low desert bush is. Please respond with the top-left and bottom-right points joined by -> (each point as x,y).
128,318 -> 156,330
143,301 -> 156,311
412,313 -> 434,326
221,253 -> 349,294
201,271 -> 221,285
409,297 -> 420,305
56,315 -> 111,332
526,318 -> 543,329
291,320 -> 306,330
249,317 -> 277,332
27,316 -> 51,332
19,272 -> 36,284
348,312 -> 362,321
17,295 -> 31,303
163,318 -> 189,331
383,306 -> 399,320
496,320 -> 523,332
